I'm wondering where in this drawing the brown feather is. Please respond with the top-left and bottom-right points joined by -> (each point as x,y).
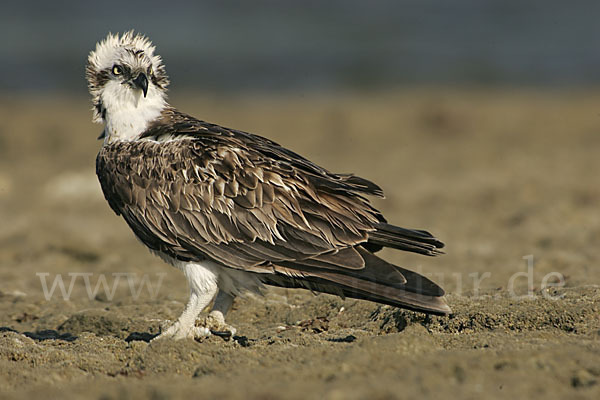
96,108 -> 449,315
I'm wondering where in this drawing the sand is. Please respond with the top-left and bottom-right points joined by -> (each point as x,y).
0,90 -> 598,399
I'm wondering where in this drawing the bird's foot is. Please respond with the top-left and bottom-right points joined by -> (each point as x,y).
152,320 -> 211,342
196,311 -> 237,340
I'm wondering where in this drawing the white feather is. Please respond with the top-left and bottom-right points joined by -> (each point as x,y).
88,31 -> 163,73
152,250 -> 263,298
101,79 -> 166,143
87,31 -> 169,142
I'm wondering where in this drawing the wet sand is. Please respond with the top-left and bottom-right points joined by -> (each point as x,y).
0,90 -> 599,399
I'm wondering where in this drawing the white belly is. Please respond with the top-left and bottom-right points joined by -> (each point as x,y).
151,250 -> 264,297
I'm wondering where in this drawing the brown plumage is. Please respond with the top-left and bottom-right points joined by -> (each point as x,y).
97,108 -> 451,315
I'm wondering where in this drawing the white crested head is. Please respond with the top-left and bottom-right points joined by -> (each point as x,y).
86,31 -> 170,142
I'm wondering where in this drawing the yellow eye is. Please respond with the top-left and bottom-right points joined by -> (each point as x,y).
148,66 -> 154,76
112,65 -> 123,75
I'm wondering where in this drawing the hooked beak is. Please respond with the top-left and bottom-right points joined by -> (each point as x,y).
132,73 -> 149,97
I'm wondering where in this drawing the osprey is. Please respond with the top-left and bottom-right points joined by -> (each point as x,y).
87,31 -> 450,340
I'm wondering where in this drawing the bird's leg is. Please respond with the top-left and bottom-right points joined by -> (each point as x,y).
153,263 -> 218,341
196,290 -> 237,338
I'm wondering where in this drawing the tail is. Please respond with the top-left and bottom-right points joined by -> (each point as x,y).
263,246 -> 451,315
365,222 -> 445,256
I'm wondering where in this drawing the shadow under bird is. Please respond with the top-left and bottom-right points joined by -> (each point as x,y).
87,31 -> 451,340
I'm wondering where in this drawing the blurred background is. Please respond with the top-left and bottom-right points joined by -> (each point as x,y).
0,0 -> 599,303
1,2 -> 600,398
3,0 -> 600,93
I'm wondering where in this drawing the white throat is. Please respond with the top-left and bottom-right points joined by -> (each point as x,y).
101,80 -> 167,143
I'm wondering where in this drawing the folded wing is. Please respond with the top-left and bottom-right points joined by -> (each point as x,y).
96,110 -> 450,314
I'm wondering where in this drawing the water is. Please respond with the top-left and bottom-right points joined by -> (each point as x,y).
2,0 -> 600,93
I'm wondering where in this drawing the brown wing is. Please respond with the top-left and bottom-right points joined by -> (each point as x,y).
96,136 -> 382,272
96,110 -> 450,314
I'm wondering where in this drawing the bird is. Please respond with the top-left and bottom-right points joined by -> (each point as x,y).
87,31 -> 451,341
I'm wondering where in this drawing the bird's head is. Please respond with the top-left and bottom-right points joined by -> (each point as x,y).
86,31 -> 169,125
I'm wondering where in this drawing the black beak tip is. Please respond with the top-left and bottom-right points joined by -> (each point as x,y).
133,73 -> 149,97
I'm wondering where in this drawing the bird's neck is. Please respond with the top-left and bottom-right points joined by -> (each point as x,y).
102,88 -> 168,144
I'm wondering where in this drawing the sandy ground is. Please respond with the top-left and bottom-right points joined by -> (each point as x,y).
0,90 -> 599,399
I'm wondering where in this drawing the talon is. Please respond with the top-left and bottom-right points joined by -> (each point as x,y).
211,330 -> 233,340
195,312 -> 237,340
152,320 -> 211,341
